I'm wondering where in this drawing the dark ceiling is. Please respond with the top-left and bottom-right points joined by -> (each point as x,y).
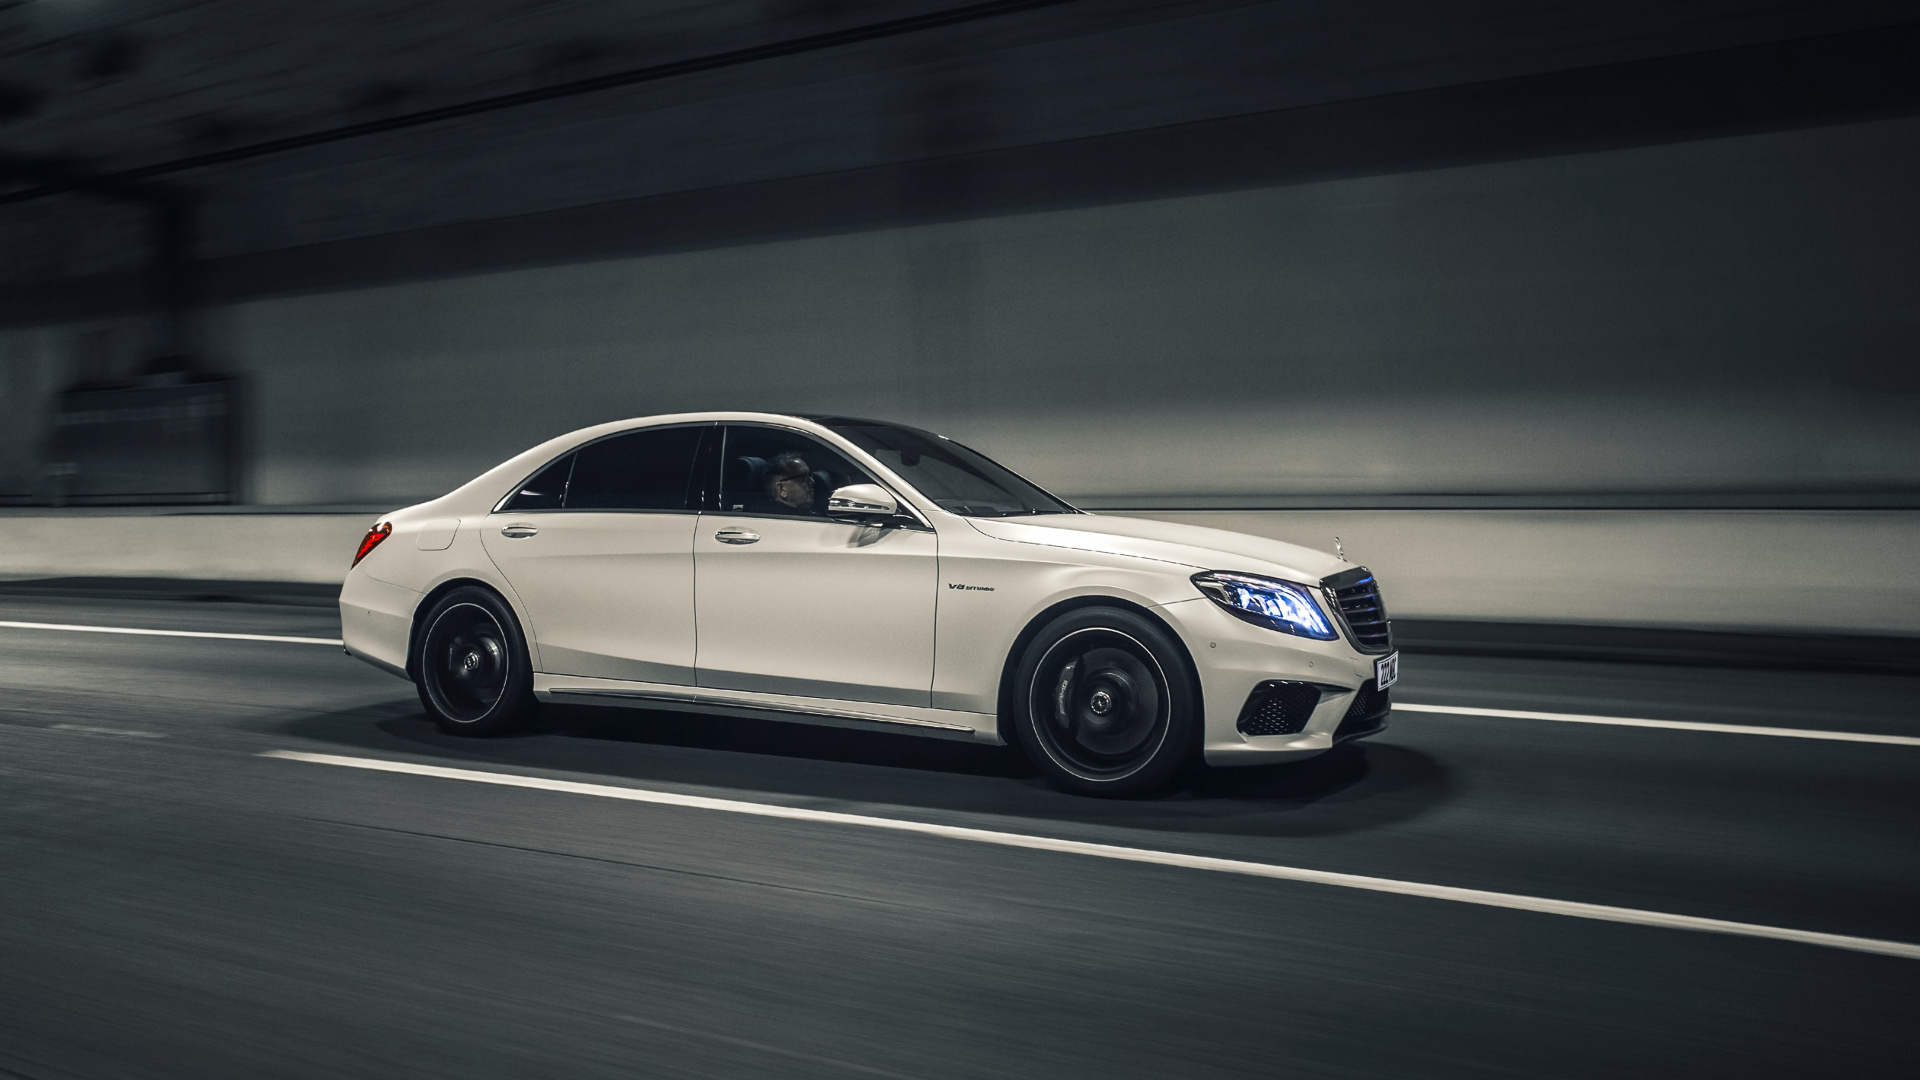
0,1 -> 972,168
4,0 -> 1912,192
3,0 -> 1916,323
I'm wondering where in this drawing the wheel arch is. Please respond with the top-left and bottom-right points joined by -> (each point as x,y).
994,595 -> 1203,746
407,576 -> 519,681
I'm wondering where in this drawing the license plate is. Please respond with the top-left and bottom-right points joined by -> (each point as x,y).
1374,651 -> 1400,690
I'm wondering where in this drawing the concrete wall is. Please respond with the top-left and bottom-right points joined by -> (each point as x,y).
0,511 -> 373,586
3,508 -> 1914,636
6,118 -> 1915,505
1125,510 -> 1920,636
3,118 -> 1915,633
177,117 -> 1920,506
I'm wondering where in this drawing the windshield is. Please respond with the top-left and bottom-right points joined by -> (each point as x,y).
816,419 -> 1078,518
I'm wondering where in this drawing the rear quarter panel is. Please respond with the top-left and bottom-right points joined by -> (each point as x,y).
343,506 -> 542,674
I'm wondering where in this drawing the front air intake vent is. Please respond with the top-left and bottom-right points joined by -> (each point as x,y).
1332,680 -> 1391,743
1322,567 -> 1392,654
1237,681 -> 1325,737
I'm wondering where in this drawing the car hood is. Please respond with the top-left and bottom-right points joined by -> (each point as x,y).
964,513 -> 1349,584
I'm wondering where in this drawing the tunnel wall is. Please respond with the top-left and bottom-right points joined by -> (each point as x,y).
209,117 -> 1915,507
3,118 -> 1915,505
2,118 -> 1917,634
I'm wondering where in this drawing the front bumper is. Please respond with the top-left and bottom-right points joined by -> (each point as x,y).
1155,596 -> 1391,766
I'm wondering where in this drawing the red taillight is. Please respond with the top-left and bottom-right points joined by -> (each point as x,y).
352,522 -> 392,567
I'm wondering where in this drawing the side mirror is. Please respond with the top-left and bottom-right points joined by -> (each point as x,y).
826,483 -> 899,521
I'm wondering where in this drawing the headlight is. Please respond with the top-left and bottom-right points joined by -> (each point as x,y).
1191,571 -> 1338,640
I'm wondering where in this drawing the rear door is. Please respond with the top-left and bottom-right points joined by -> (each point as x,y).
693,424 -> 937,707
482,424 -> 708,683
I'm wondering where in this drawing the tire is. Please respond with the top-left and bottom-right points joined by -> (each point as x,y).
1010,606 -> 1200,797
414,586 -> 538,736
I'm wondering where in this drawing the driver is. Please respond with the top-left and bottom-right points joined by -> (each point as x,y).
757,452 -> 816,514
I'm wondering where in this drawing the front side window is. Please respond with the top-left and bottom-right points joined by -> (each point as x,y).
817,419 -> 1076,518
499,426 -> 704,512
718,426 -> 875,518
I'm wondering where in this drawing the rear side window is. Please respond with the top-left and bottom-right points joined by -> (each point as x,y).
565,426 -> 705,511
500,453 -> 574,511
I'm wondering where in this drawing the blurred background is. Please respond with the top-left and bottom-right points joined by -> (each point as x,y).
3,9 -> 1919,1076
2,0 -> 1916,636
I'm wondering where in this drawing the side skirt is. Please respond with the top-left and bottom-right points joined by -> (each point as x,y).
532,673 -> 1003,745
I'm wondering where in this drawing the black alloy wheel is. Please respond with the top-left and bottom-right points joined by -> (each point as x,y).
1012,606 -> 1199,797
416,587 -> 538,735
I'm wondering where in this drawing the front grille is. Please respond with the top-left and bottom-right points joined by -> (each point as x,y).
1323,567 -> 1392,653
1237,681 -> 1324,737
1333,680 -> 1391,743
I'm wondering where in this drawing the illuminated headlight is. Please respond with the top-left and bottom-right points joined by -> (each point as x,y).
1191,571 -> 1338,641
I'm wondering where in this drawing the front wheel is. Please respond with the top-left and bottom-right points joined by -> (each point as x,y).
1011,606 -> 1200,797
414,587 -> 538,735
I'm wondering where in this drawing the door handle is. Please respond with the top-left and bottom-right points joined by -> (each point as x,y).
714,528 -> 760,545
499,524 -> 539,539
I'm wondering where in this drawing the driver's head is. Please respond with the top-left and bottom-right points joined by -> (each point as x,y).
766,452 -> 814,511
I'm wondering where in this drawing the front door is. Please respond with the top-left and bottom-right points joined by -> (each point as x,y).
693,425 -> 937,707
481,424 -> 707,684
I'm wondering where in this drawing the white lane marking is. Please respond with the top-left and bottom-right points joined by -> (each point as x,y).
0,620 -> 342,646
262,750 -> 1920,962
51,723 -> 165,738
1396,703 -> 1920,747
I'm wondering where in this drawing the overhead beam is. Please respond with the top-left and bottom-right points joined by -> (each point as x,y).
0,0 -> 1078,205
8,21 -> 1918,328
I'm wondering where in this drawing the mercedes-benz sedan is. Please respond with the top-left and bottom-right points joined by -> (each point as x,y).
340,413 -> 1395,796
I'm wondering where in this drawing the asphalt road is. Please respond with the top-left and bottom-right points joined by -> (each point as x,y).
1,591 -> 1916,1079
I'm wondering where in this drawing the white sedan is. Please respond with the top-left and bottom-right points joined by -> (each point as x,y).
339,413 -> 1396,796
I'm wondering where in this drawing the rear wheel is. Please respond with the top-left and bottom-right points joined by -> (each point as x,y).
1011,606 -> 1200,797
415,587 -> 537,735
